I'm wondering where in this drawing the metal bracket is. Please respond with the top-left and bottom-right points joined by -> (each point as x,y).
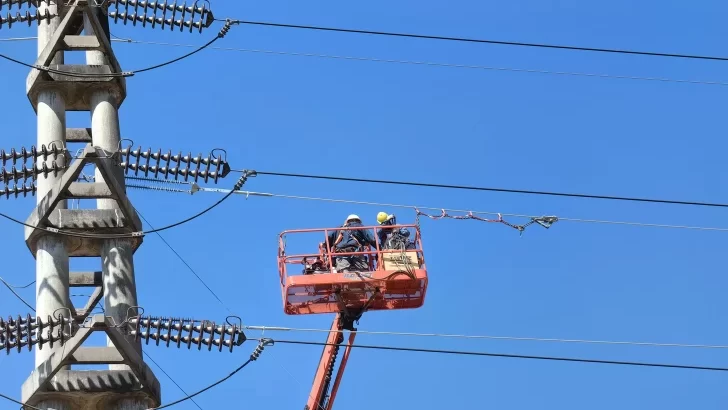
26,0 -> 127,112
335,288 -> 379,331
24,145 -> 143,257
21,314 -> 161,408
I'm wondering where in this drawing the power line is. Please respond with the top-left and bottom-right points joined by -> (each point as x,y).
0,36 -> 35,42
0,277 -> 34,289
111,38 -> 728,87
263,348 -> 327,410
143,351 -> 204,410
0,276 -> 34,312
0,171 -> 252,240
227,19 -> 728,63
239,170 -> 728,209
148,339 -> 269,410
0,20 -> 236,78
246,326 -> 728,350
135,209 -> 234,314
114,37 -> 728,87
5,36 -> 725,87
213,189 -> 728,232
267,339 -> 728,373
0,392 -> 43,410
147,360 -> 253,409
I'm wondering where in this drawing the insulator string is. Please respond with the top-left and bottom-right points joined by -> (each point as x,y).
110,0 -> 214,33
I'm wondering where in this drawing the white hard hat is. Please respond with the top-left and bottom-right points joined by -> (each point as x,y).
346,214 -> 361,223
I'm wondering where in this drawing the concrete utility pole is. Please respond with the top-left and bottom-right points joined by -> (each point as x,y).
21,1 -> 160,409
84,4 -> 145,376
0,1 -> 248,409
34,2 -> 70,410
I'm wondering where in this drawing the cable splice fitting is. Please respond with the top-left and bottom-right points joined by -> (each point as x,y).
233,170 -> 257,191
250,338 -> 274,361
218,18 -> 233,38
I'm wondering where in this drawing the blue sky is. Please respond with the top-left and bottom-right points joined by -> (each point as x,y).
1,0 -> 728,409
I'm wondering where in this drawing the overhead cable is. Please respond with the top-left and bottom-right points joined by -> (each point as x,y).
0,392 -> 42,410
0,277 -> 33,289
0,19 -> 236,78
239,170 -> 728,209
4,36 -> 725,87
142,351 -> 204,410
247,325 -> 728,350
240,192 -> 723,232
122,38 -> 728,87
147,338 -> 272,410
227,19 -> 728,63
0,276 -> 34,312
0,170 -> 255,240
0,36 -> 34,41
124,179 -> 728,232
135,208 -> 234,314
268,339 -> 728,372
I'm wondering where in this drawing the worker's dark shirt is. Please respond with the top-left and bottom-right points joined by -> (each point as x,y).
378,217 -> 397,248
325,231 -> 338,251
336,221 -> 376,250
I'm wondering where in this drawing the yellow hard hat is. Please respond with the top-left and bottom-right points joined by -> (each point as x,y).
377,212 -> 389,224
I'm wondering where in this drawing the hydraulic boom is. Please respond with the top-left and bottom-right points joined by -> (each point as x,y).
304,313 -> 357,410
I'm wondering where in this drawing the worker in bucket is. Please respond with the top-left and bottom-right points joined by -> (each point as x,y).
377,211 -> 416,250
376,211 -> 397,249
333,214 -> 377,272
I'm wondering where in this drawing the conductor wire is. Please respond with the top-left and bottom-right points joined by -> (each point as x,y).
0,171 -> 254,240
0,20 -> 237,78
243,170 -> 728,209
228,20 -> 728,62
267,339 -> 728,372
246,325 -> 728,350
190,189 -> 728,233
0,276 -> 34,312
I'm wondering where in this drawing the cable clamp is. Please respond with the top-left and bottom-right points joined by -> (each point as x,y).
250,338 -> 274,361
218,19 -> 233,38
534,216 -> 559,228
